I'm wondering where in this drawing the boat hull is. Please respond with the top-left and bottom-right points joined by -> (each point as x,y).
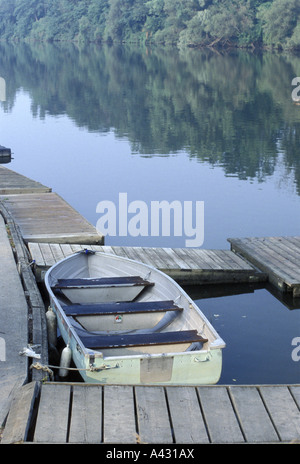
45,251 -> 225,385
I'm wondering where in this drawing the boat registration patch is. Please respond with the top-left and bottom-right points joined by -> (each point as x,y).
114,315 -> 123,323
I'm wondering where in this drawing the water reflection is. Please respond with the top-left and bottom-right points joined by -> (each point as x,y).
0,42 -> 300,192
186,284 -> 300,385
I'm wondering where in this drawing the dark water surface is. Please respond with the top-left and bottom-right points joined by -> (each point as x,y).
0,42 -> 299,384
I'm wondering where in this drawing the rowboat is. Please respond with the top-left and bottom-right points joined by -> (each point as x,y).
45,249 -> 225,385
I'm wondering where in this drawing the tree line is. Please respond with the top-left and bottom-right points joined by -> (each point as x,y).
0,0 -> 299,49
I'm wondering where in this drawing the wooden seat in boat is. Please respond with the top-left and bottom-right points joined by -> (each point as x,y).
53,276 -> 154,289
75,329 -> 208,349
63,300 -> 183,316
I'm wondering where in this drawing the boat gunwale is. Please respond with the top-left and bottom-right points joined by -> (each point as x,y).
44,250 -> 226,361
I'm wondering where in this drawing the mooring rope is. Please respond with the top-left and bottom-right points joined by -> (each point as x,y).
30,361 -> 119,378
30,362 -> 55,380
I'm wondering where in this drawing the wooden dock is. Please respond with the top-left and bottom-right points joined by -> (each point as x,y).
229,237 -> 300,297
1,193 -> 104,245
2,381 -> 300,444
27,242 -> 265,285
0,165 -> 51,194
0,165 -> 104,245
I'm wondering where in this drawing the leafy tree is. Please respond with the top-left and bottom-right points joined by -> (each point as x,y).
257,0 -> 300,48
87,0 -> 109,42
144,0 -> 166,38
104,0 -> 147,42
288,21 -> 300,49
0,0 -> 299,49
13,0 -> 48,38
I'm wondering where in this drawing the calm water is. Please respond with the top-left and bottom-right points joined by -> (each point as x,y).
0,42 -> 299,384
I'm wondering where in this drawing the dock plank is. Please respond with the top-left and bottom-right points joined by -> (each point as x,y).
290,386 -> 300,409
59,243 -> 75,258
197,386 -> 245,443
166,386 -> 209,443
135,386 -> 173,444
259,386 -> 300,442
34,383 -> 71,443
49,243 -> 65,263
1,382 -> 39,444
28,242 -> 45,267
69,385 -> 102,444
142,246 -> 170,269
103,385 -> 137,444
229,386 -> 279,443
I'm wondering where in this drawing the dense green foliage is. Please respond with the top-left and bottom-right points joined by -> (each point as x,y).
0,0 -> 300,49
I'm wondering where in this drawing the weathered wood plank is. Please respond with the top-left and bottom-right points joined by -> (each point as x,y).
34,384 -> 71,443
70,244 -> 85,253
49,243 -> 66,263
197,386 -> 244,443
39,242 -> 56,266
245,237 -> 300,278
202,250 -> 230,269
135,386 -> 173,444
283,237 -> 300,255
252,239 -> 300,285
290,386 -> 300,409
181,249 -> 212,269
229,237 -> 300,294
259,386 -> 300,442
0,192 -> 103,244
216,249 -> 250,270
255,238 -> 300,279
166,387 -> 209,443
59,243 -> 76,258
28,242 -> 45,267
197,249 -> 224,270
229,386 -> 279,443
143,247 -> 170,269
154,247 -> 185,269
124,246 -> 149,264
103,385 -> 137,444
109,246 -> 129,259
0,165 -> 51,194
172,248 -> 200,269
1,382 -> 40,444
68,385 -> 102,443
266,237 -> 300,260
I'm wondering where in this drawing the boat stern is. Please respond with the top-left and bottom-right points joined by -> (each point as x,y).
81,348 -> 223,385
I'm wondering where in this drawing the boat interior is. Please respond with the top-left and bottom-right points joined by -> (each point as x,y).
49,252 -> 211,356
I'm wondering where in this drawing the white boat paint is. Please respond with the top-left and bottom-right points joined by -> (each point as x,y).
45,250 -> 225,385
